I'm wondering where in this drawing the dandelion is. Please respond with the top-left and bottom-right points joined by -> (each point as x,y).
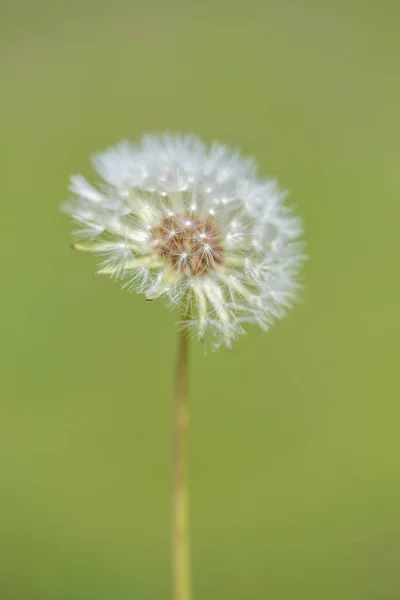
63,133 -> 305,600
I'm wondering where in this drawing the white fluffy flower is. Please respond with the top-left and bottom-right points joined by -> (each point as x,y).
63,133 -> 305,348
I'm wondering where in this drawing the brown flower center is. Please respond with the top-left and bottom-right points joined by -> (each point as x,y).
151,214 -> 224,275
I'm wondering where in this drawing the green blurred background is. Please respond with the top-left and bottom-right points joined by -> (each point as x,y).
1,1 -> 400,598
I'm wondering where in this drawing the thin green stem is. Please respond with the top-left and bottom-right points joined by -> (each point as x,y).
172,310 -> 192,600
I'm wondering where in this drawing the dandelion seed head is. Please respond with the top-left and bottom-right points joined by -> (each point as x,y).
63,133 -> 306,348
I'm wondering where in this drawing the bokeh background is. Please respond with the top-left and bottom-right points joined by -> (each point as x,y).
1,1 -> 400,598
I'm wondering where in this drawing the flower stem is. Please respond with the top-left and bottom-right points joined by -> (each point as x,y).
172,312 -> 192,600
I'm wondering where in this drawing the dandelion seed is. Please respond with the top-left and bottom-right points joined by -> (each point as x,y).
63,133 -> 305,349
